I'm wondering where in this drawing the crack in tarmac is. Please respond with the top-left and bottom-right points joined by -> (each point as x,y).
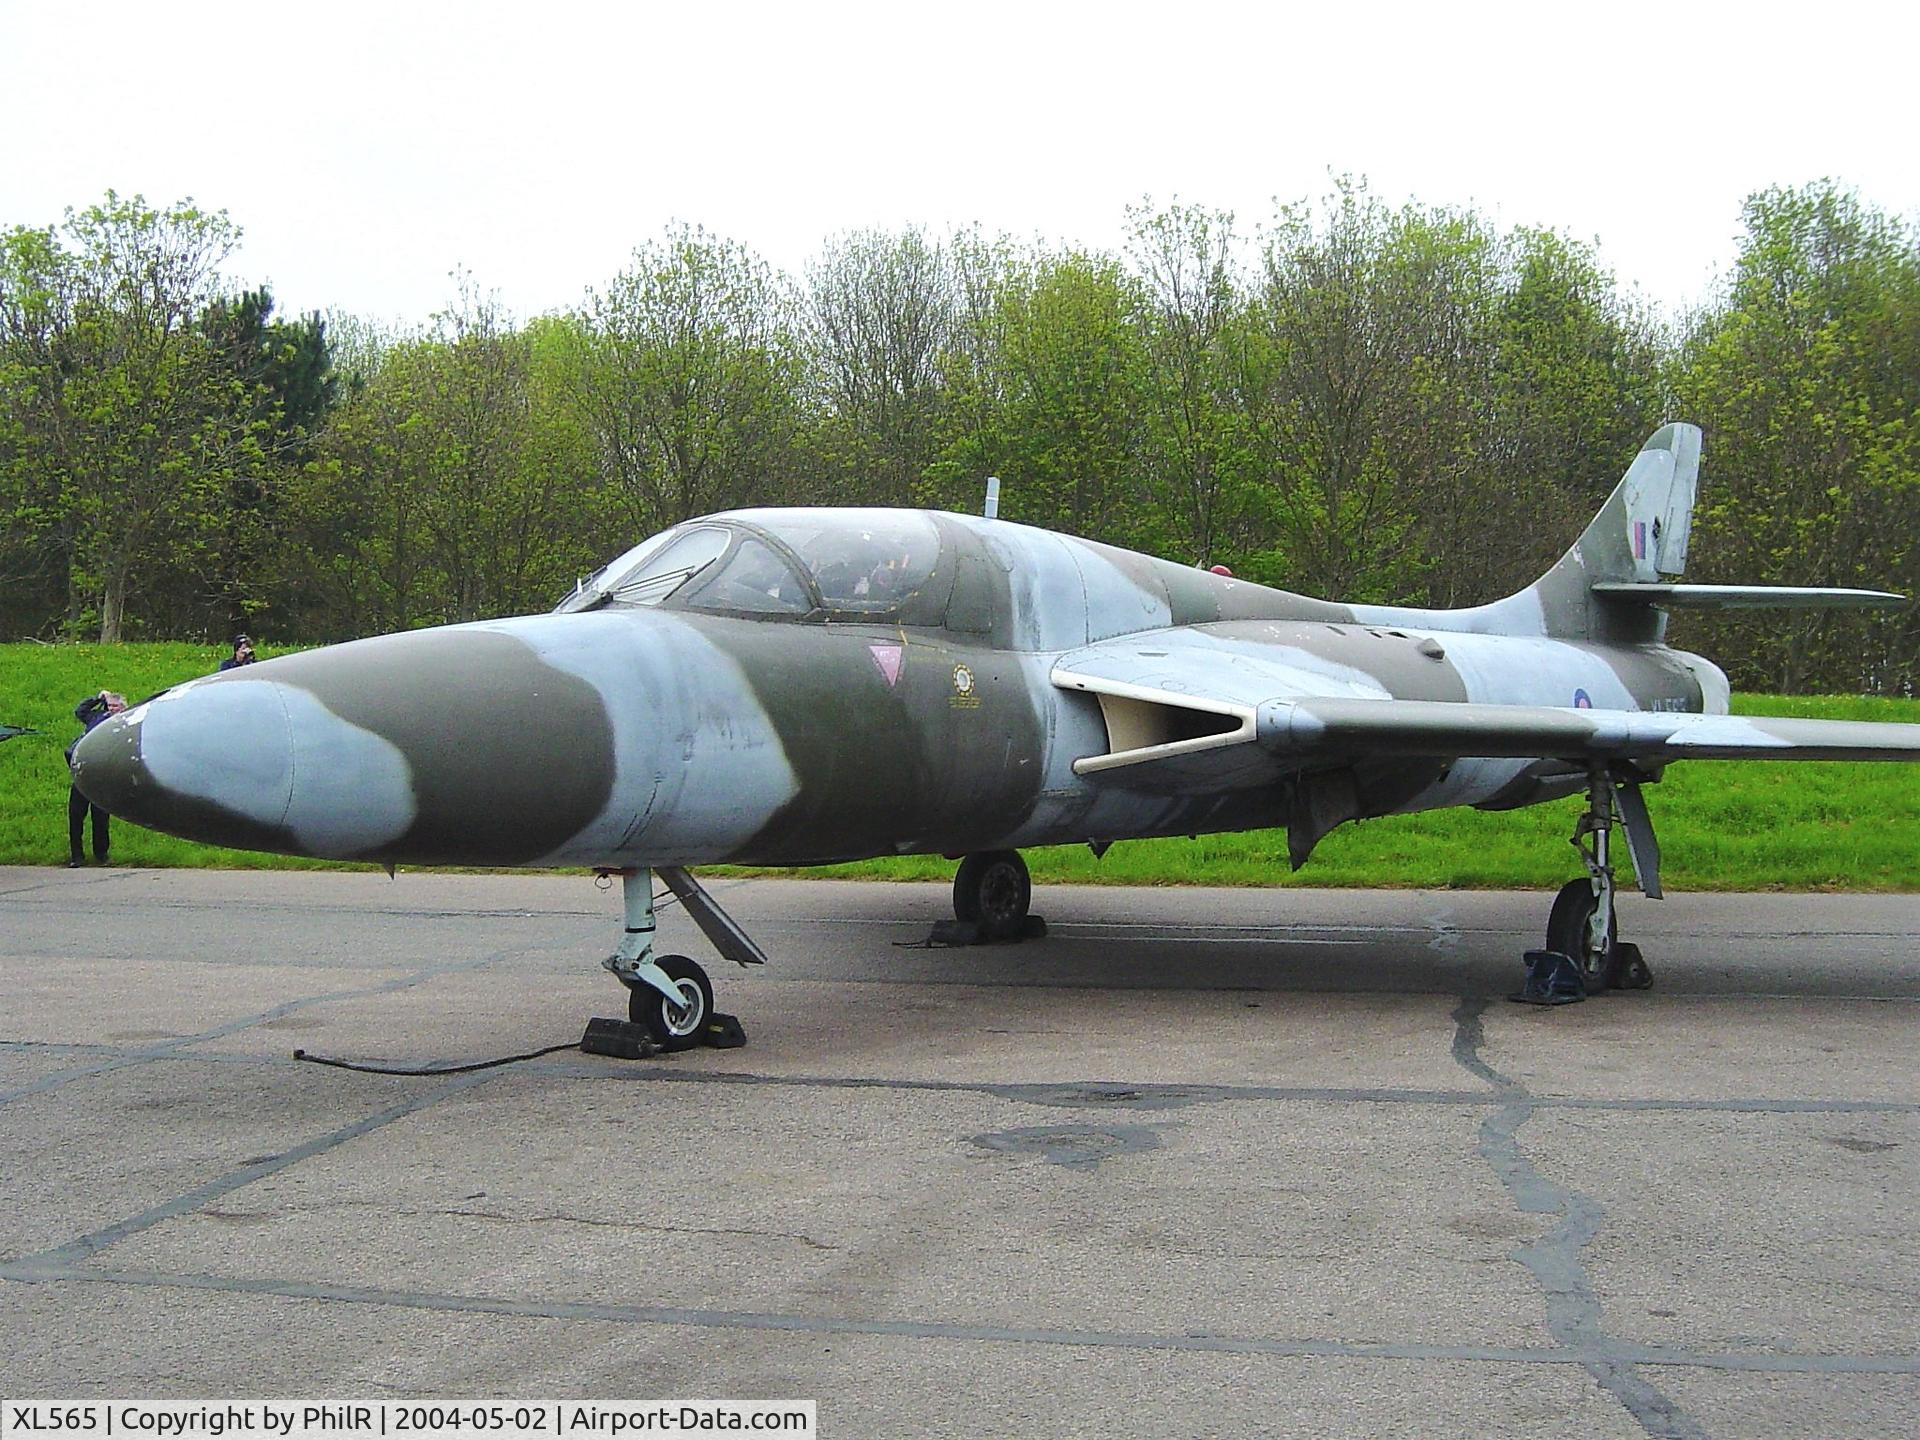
5,1261 -> 1916,1378
7,1038 -> 1920,1116
0,934 -> 585,1108
1452,993 -> 1710,1440
196,1199 -> 846,1252
4,874 -> 1914,1419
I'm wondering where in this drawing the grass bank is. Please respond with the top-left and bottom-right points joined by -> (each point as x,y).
3,642 -> 1916,890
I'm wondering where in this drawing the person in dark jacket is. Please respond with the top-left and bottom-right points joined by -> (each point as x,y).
218,634 -> 256,671
67,691 -> 126,866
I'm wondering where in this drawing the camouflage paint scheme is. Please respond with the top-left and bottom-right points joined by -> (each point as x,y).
71,425 -> 1920,875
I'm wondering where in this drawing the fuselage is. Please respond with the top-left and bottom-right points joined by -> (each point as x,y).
72,507 -> 1723,869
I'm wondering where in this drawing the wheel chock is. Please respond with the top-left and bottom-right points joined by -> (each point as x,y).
919,914 -> 1048,948
1509,949 -> 1587,1006
581,1016 -> 662,1058
702,1011 -> 748,1048
582,1012 -> 747,1057
1607,942 -> 1654,991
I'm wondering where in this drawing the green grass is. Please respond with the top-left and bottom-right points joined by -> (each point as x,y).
4,642 -> 1917,890
0,641 -> 359,872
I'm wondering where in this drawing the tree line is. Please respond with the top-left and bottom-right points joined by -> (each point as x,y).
2,181 -> 1915,694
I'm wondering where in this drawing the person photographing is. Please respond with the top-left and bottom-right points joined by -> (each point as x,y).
67,690 -> 126,866
219,634 -> 256,670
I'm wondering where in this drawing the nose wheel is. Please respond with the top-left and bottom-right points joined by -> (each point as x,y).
600,866 -> 761,1051
628,954 -> 714,1051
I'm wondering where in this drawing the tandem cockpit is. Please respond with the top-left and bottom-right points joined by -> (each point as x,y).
555,509 -> 943,622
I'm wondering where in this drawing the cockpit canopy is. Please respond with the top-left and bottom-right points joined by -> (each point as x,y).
554,509 -> 942,621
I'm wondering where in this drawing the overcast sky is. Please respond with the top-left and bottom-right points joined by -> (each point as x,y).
4,0 -> 1915,328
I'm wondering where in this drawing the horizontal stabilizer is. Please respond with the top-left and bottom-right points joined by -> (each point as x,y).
1592,583 -> 1906,610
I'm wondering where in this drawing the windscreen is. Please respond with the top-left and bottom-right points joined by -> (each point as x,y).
552,525 -> 729,612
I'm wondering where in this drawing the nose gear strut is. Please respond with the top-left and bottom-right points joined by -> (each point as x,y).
598,866 -> 763,1050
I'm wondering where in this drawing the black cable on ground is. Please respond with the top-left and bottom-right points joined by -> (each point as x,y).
292,1041 -> 581,1076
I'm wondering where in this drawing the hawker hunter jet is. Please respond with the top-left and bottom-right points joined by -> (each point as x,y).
72,424 -> 1920,1043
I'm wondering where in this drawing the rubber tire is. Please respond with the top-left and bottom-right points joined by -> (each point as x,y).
1546,878 -> 1616,993
953,850 -> 1031,942
628,954 -> 713,1052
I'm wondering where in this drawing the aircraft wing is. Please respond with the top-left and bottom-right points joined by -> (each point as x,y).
1052,633 -> 1920,781
1255,699 -> 1920,764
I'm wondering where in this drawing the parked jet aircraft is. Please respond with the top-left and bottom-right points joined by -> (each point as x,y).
72,424 -> 1920,1044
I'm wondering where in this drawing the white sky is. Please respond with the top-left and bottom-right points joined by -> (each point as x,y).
4,0 -> 1915,328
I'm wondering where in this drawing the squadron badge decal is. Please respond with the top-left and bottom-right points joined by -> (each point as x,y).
951,663 -> 980,710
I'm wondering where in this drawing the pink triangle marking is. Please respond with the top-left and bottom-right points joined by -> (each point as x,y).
868,643 -> 904,687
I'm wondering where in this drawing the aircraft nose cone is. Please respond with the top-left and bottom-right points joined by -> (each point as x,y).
69,709 -> 150,819
72,679 -> 297,848
70,675 -> 421,858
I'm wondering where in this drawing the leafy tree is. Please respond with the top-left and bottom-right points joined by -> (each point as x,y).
1237,182 -> 1498,601
933,250 -> 1151,543
565,226 -> 807,536
1674,183 -> 1920,692
1446,228 -> 1668,605
0,193 -> 267,640
1125,201 -> 1258,566
283,286 -> 596,635
804,227 -> 958,505
0,223 -> 68,633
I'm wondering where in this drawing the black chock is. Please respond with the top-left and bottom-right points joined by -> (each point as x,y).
581,1016 -> 661,1059
702,1012 -> 747,1048
1509,949 -> 1586,1006
925,919 -> 982,947
920,915 -> 1048,948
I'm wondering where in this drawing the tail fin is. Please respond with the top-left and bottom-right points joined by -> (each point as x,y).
1529,423 -> 1701,639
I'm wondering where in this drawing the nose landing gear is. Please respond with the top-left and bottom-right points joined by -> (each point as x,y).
600,866 -> 762,1050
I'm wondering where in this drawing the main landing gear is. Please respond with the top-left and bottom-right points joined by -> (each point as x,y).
1529,766 -> 1660,1000
918,850 -> 1045,947
600,866 -> 768,1050
953,850 -> 1034,941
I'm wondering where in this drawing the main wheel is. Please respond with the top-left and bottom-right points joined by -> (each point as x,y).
628,955 -> 713,1051
1546,878 -> 1616,992
953,850 -> 1031,941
